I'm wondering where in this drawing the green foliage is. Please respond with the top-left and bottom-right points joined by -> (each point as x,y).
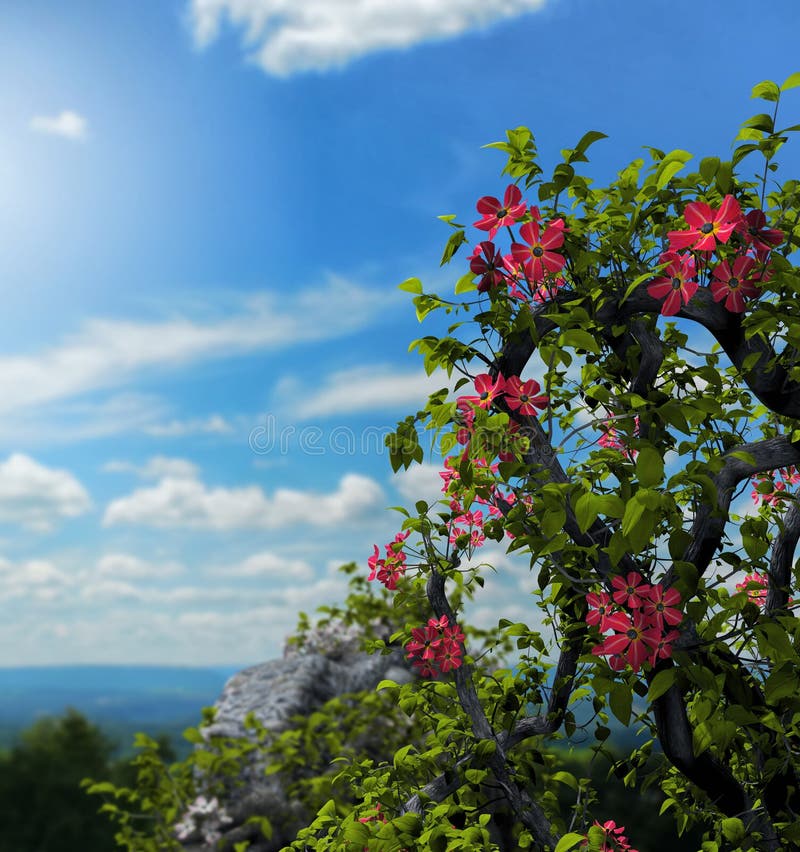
85,76 -> 800,852
0,708 -> 177,852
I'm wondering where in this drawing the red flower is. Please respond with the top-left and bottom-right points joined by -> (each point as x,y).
437,642 -> 463,673
458,373 -> 506,410
649,629 -> 680,666
585,591 -> 622,633
411,658 -> 437,677
647,251 -> 698,316
406,624 -> 441,660
473,184 -> 527,239
611,571 -> 651,609
735,572 -> 769,607
532,276 -> 566,303
593,611 -> 659,671
504,375 -> 549,416
642,584 -> 683,630
668,194 -> 742,253
367,537 -> 408,590
470,241 -> 507,292
406,615 -> 464,677
443,621 -> 465,645
751,467 -> 800,505
510,217 -> 567,283
737,209 -> 783,255
710,255 -> 761,313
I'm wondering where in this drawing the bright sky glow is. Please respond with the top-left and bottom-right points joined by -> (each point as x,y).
0,0 -> 798,666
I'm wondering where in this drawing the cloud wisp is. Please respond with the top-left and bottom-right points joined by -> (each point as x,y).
188,0 -> 549,76
0,278 -> 386,419
30,110 -> 88,141
280,365 -> 447,419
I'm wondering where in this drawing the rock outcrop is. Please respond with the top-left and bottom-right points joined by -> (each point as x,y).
178,621 -> 412,851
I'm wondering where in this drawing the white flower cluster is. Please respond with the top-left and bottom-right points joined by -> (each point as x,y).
174,794 -> 233,845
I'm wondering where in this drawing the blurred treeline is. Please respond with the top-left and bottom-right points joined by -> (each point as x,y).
0,708 -> 702,851
0,708 -> 175,851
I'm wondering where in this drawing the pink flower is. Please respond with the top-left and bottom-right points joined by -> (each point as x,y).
510,217 -> 567,283
737,209 -> 783,255
647,251 -> 698,316
597,416 -> 639,459
649,629 -> 680,666
735,572 -> 769,607
504,375 -> 549,416
642,584 -> 683,630
611,571 -> 651,609
406,625 -> 442,660
454,400 -> 475,445
470,241 -> 507,292
751,467 -> 799,505
367,535 -> 409,590
473,185 -> 527,239
585,591 -> 621,633
581,820 -> 639,852
458,373 -> 506,410
405,615 -> 464,677
710,255 -> 761,313
532,276 -> 566,303
593,611 -> 660,672
437,642 -> 463,673
668,194 -> 742,253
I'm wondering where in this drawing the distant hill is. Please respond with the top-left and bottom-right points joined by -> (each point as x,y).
0,665 -> 242,759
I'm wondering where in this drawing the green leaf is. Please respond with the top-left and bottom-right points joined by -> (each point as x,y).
692,721 -> 714,756
572,130 -> 608,161
454,272 -> 477,294
609,683 -> 632,725
698,156 -> 719,183
559,329 -> 600,354
721,817 -> 746,843
765,663 -> 799,703
398,277 -> 423,294
551,770 -> 579,791
85,781 -> 117,795
621,497 -> 647,538
781,71 -> 800,91
741,112 -> 776,134
574,491 -> 598,534
751,79 -> 781,102
555,832 -> 589,852
636,446 -> 664,488
475,739 -> 497,760
655,151 -> 693,188
647,668 -> 677,702
440,230 -> 467,266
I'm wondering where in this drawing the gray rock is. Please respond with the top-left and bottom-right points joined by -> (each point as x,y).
177,623 -> 412,851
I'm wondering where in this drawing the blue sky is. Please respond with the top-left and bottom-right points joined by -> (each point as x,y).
0,0 -> 798,666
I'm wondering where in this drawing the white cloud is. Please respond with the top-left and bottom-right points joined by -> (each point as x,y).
144,414 -> 233,437
392,461 -> 446,506
0,454 -> 91,532
284,365 -> 448,419
0,279 -> 388,419
188,0 -> 549,76
218,550 -> 314,581
103,456 -> 200,480
30,110 -> 87,141
0,556 -> 71,602
103,471 -> 384,530
96,552 -> 185,579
